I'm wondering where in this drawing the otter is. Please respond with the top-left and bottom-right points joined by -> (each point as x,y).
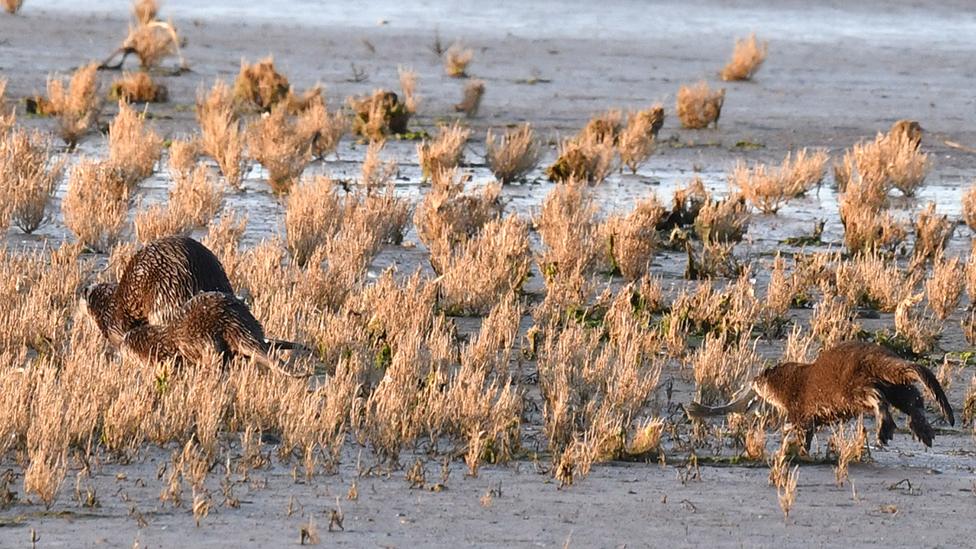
687,341 -> 953,450
889,119 -> 922,149
84,236 -> 234,347
121,291 -> 309,378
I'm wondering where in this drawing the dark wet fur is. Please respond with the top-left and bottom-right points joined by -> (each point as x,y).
85,236 -> 233,346
122,292 -> 308,378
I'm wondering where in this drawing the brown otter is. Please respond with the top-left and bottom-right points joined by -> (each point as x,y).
121,291 -> 309,378
84,236 -> 234,347
889,119 -> 923,149
687,341 -> 953,449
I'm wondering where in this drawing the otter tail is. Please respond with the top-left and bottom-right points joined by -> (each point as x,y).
910,363 -> 954,426
880,359 -> 954,426
686,388 -> 758,419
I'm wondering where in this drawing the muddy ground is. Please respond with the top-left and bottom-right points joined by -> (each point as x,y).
2,1 -> 976,547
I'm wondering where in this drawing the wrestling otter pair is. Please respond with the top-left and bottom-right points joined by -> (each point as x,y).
687,341 -> 953,449
84,236 -> 309,378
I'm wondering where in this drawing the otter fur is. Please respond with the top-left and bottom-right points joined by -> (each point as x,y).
84,236 -> 234,346
687,341 -> 954,449
121,291 -> 309,378
889,119 -> 923,150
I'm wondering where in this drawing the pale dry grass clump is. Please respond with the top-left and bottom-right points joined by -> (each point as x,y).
602,195 -> 666,280
437,215 -> 532,315
455,79 -> 485,117
911,203 -> 954,266
691,332 -> 762,405
295,93 -> 346,159
730,149 -> 827,214
894,292 -> 941,354
284,176 -> 342,266
109,71 -> 168,103
810,287 -> 860,348
168,137 -> 201,181
108,100 -> 164,187
415,170 -> 502,271
676,81 -> 725,129
485,124 -> 540,184
536,182 -> 602,283
618,109 -> 658,174
197,80 -> 246,188
134,164 -> 223,243
417,122 -> 470,179
234,57 -> 290,112
247,105 -> 312,194
46,63 -> 101,147
133,0 -> 157,24
693,193 -> 750,244
444,43 -> 473,77
829,419 -> 866,486
925,256 -> 964,320
0,127 -> 66,233
546,138 -> 615,184
62,159 -> 129,251
3,0 -> 23,14
834,129 -> 929,196
963,182 -> 976,231
834,252 -> 917,312
838,176 -> 905,255
538,319 -> 663,485
350,69 -> 418,140
720,33 -> 768,81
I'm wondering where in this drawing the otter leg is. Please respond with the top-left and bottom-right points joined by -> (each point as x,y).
881,384 -> 934,446
802,421 -> 817,454
874,397 -> 897,446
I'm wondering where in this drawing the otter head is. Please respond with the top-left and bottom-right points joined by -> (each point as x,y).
83,282 -> 125,346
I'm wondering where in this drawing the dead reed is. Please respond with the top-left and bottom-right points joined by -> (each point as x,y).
485,124 -> 540,184
618,110 -> 657,174
108,100 -> 163,187
835,129 -> 929,197
0,128 -> 66,233
925,256 -> 964,320
455,80 -> 485,117
46,63 -> 101,147
247,105 -> 312,194
720,33 -> 768,81
3,0 -> 23,14
234,57 -> 290,112
963,182 -> 976,231
284,176 -> 342,266
109,71 -> 168,103
546,137 -> 615,184
602,195 -> 666,280
911,203 -> 954,266
676,81 -> 725,129
197,80 -> 246,188
295,93 -> 346,159
693,193 -> 750,244
417,122 -> 470,179
444,43 -> 473,77
62,159 -> 128,251
730,149 -> 827,213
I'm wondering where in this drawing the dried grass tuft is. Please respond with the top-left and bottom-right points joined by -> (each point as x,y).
546,137 -> 615,184
455,80 -> 485,117
618,108 -> 659,174
720,33 -> 768,81
133,0 -> 157,25
109,71 -> 168,103
285,176 -> 342,267
0,128 -> 66,233
676,81 -> 725,129
108,99 -> 163,187
295,93 -> 346,159
247,105 -> 312,194
486,124 -> 540,184
62,159 -> 128,251
350,90 -> 411,141
234,57 -> 290,112
834,128 -> 928,196
925,256 -> 964,320
911,203 -> 953,266
444,43 -> 473,78
602,195 -> 666,280
46,63 -> 101,147
730,149 -> 827,214
417,122 -> 470,179
3,0 -> 24,14
197,80 -> 246,188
